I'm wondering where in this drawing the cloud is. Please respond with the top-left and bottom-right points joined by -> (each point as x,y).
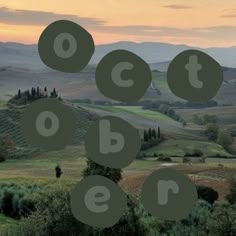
0,6 -> 236,43
0,7 -> 105,27
163,5 -> 192,9
221,14 -> 236,18
221,8 -> 236,18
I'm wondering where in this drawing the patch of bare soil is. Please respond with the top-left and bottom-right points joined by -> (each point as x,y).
120,168 -> 231,201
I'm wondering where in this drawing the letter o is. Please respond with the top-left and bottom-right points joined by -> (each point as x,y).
36,111 -> 60,137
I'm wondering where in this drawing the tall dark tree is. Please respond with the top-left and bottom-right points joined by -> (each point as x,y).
148,128 -> 152,140
31,87 -> 36,98
36,87 -> 40,97
44,86 -> 47,92
55,164 -> 63,179
18,89 -> 21,99
158,126 -> 161,139
151,129 -> 157,139
31,87 -> 34,97
53,88 -> 57,97
26,90 -> 30,100
144,130 -> 148,142
50,88 -> 58,98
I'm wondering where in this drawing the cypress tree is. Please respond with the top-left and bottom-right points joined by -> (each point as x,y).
148,128 -> 152,140
53,88 -> 57,97
18,89 -> 21,99
27,90 -> 30,100
31,87 -> 34,97
36,87 -> 40,97
55,164 -> 63,179
158,126 -> 161,139
152,129 -> 157,139
144,130 -> 148,142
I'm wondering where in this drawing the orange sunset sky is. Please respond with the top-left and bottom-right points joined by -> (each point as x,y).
0,0 -> 236,47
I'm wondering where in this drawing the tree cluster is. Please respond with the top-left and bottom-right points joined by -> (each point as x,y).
140,127 -> 162,152
0,134 -> 15,162
193,114 -> 218,125
143,127 -> 160,142
205,123 -> 233,149
11,87 -> 59,105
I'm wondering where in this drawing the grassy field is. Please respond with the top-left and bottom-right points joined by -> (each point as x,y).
80,103 -> 206,141
175,106 -> 236,127
0,214 -> 19,230
0,144 -> 235,180
80,104 -> 174,122
151,71 -> 183,102
0,101 -> 96,158
141,139 -> 233,157
114,106 -> 174,121
0,143 -> 235,232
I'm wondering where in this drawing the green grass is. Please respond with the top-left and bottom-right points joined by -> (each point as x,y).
0,214 -> 19,227
114,106 -> 174,121
175,106 -> 236,127
142,139 -> 233,157
151,71 -> 183,102
80,103 -> 174,122
0,100 -> 7,109
152,71 -> 169,91
0,214 -> 20,233
0,101 -> 96,159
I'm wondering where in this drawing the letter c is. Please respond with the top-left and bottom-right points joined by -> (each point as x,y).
111,62 -> 134,88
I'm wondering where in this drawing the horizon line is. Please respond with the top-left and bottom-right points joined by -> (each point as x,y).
1,40 -> 236,49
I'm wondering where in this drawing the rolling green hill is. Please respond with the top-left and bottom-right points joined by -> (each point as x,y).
141,139 -> 232,158
79,103 -> 207,140
0,100 -> 97,159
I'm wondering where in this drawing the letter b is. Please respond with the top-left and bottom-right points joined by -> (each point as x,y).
99,120 -> 125,154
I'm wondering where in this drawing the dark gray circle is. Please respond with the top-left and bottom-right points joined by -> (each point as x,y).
21,98 -> 76,150
38,20 -> 95,73
167,50 -> 223,102
70,175 -> 127,228
85,116 -> 141,168
96,50 -> 152,102
141,168 -> 197,220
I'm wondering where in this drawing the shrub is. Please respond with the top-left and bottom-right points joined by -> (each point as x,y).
82,159 -> 122,183
21,185 -> 83,236
1,188 -> 15,217
217,130 -> 233,149
157,156 -> 172,162
22,187 -> 146,236
0,153 -> 6,162
184,149 -> 203,157
226,179 -> 236,205
205,123 -> 219,141
193,114 -> 204,125
207,202 -> 236,236
0,134 -> 15,161
196,185 -> 219,205
203,115 -> 218,124
0,182 -> 48,219
89,196 -> 146,236
168,200 -> 212,236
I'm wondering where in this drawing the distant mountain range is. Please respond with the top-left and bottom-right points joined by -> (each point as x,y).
1,41 -> 236,69
1,41 -> 236,104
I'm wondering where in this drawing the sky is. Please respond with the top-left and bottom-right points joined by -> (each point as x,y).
0,0 -> 236,47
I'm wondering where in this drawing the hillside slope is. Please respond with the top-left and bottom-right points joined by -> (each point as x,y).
0,100 -> 97,158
